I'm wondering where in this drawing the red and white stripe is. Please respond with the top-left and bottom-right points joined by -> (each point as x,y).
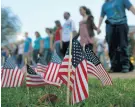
36,63 -> 47,72
26,74 -> 46,87
1,67 -> 25,88
87,61 -> 112,86
59,55 -> 89,104
72,60 -> 89,104
58,55 -> 74,89
43,62 -> 63,87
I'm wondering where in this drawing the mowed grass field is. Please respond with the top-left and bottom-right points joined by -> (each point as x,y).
1,79 -> 135,107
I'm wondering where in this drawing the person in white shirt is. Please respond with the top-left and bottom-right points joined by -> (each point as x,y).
61,12 -> 76,56
17,40 -> 24,68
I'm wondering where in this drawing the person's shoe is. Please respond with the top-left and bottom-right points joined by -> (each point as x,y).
121,69 -> 129,73
109,68 -> 120,73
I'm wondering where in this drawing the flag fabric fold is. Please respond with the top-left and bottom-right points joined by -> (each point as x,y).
26,65 -> 47,87
85,44 -> 112,86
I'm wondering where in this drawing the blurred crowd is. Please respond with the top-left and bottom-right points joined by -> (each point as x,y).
1,21 -> 135,70
1,30 -> 111,70
1,4 -> 135,72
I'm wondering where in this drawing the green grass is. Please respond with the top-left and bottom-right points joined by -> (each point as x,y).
1,79 -> 135,107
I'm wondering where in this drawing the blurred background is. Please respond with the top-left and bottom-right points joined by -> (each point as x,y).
1,0 -> 135,67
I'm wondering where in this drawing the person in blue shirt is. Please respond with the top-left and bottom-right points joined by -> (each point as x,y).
43,28 -> 53,64
1,47 -> 9,65
24,32 -> 32,64
33,31 -> 44,63
97,0 -> 135,73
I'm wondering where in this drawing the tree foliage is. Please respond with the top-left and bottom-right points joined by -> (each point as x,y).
1,7 -> 21,43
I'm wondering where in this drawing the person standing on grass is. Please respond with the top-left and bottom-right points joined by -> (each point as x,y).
1,46 -> 9,64
97,0 -> 135,73
54,20 -> 63,59
12,43 -> 18,63
77,6 -> 100,50
17,40 -> 24,68
24,32 -> 32,64
33,32 -> 44,63
61,12 -> 76,56
97,39 -> 108,69
43,28 -> 53,64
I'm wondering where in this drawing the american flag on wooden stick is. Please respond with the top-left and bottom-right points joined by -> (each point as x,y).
85,44 -> 112,86
43,53 -> 63,87
59,39 -> 89,104
26,65 -> 46,87
1,57 -> 25,88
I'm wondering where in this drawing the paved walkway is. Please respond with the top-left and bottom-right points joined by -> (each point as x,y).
89,70 -> 135,79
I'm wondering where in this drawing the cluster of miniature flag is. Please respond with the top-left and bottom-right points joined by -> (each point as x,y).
1,39 -> 112,104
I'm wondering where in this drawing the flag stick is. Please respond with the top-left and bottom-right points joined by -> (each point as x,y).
66,33 -> 73,105
83,44 -> 85,51
25,57 -> 30,104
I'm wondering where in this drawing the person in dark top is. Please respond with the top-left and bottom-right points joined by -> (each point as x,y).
97,0 -> 135,73
54,20 -> 63,59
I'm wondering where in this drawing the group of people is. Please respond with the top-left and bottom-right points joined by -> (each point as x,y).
2,0 -> 135,73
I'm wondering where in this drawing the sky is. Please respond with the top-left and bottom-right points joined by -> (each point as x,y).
1,0 -> 135,42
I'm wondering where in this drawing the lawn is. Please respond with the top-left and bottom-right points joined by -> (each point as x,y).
1,79 -> 135,107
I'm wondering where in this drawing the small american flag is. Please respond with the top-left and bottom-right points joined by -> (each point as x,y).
26,65 -> 46,87
36,63 -> 47,72
59,39 -> 89,104
1,57 -> 25,88
36,55 -> 48,72
85,45 -> 112,86
43,53 -> 63,87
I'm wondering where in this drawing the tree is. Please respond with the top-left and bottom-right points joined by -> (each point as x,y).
1,7 -> 21,43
